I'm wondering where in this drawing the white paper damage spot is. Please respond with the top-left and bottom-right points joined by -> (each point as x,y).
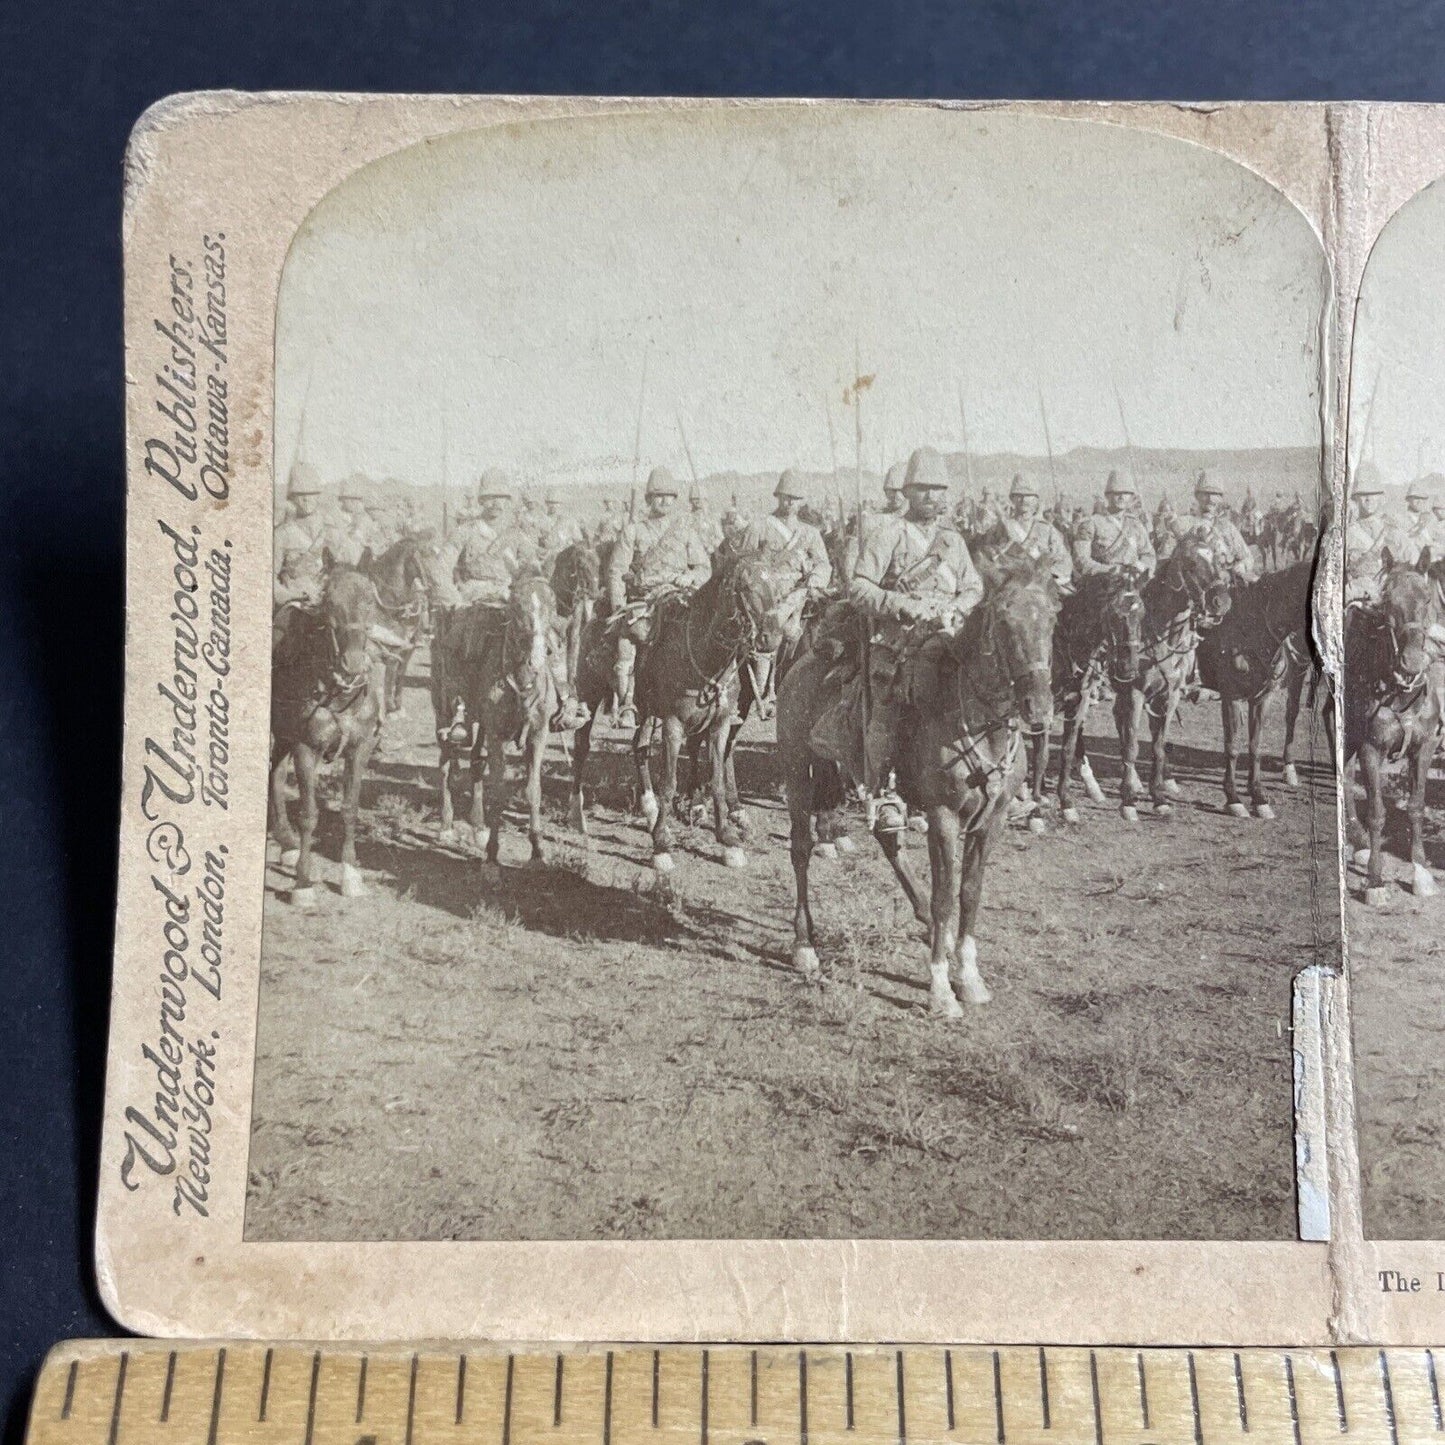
1294,963 -> 1333,1241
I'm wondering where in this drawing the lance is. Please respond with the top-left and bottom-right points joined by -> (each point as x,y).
629,349 -> 649,523
1038,388 -> 1060,512
1110,375 -> 1141,495
676,411 -> 700,489
853,339 -> 866,557
1355,365 -> 1382,472
824,397 -> 843,527
957,381 -> 976,494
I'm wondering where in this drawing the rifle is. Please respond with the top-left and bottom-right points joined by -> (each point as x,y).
629,349 -> 649,523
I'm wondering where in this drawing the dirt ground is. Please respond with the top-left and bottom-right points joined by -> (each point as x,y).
246,648 -> 1336,1243
1344,771 -> 1445,1241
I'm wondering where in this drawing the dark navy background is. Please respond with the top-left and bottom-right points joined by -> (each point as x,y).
2,2 -> 1443,1439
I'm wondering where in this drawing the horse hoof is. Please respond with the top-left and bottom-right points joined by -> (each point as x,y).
833,834 -> 857,855
813,842 -> 839,861
1226,802 -> 1249,818
1254,803 -> 1276,821
1152,801 -> 1174,819
929,990 -> 966,1021
527,854 -> 548,870
1163,779 -> 1182,798
1413,864 -> 1438,898
731,808 -> 753,837
437,827 -> 457,846
1352,847 -> 1372,867
906,814 -> 929,834
794,945 -> 821,978
640,793 -> 660,828
1027,814 -> 1046,835
1364,885 -> 1392,907
291,885 -> 320,909
722,846 -> 748,869
1283,764 -> 1300,788
280,848 -> 300,870
1061,806 -> 1081,825
340,864 -> 366,899
960,978 -> 993,1006
653,852 -> 676,874
1120,805 -> 1139,824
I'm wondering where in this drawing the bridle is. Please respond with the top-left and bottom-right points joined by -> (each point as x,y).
682,561 -> 778,703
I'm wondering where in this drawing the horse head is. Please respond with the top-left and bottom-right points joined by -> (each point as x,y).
725,550 -> 792,659
551,541 -> 600,614
320,568 -> 379,682
1164,534 -> 1232,627
1378,551 -> 1444,693
973,554 -> 1061,732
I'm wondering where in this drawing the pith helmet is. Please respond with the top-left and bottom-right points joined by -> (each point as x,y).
1104,469 -> 1135,497
689,481 -> 704,504
287,462 -> 322,499
1194,470 -> 1224,498
645,466 -> 679,499
775,468 -> 806,500
1353,462 -> 1384,497
1407,476 -> 1433,502
902,446 -> 950,492
477,468 -> 513,501
883,462 -> 906,495
338,475 -> 366,502
1009,472 -> 1038,499
543,488 -> 558,506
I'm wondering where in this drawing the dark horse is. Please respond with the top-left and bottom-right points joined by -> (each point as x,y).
1195,559 -> 1315,819
268,569 -> 383,905
362,533 -> 443,715
1344,553 -> 1445,904
1040,535 -> 1231,823
779,556 -> 1060,1017
432,572 -> 571,865
569,550 -> 790,871
551,539 -> 606,710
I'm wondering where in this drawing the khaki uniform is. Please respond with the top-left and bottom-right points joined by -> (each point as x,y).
1180,512 -> 1256,582
1401,513 -> 1439,567
979,514 -> 1073,586
274,515 -> 327,607
325,515 -> 375,568
1072,509 -> 1157,578
1346,510 -> 1410,603
606,515 -> 712,608
741,511 -> 834,642
535,513 -> 587,561
435,519 -> 534,608
692,512 -> 726,552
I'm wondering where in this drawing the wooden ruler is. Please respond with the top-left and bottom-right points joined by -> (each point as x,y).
26,1342 -> 1445,1445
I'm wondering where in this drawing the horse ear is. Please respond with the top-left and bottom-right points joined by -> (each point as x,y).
975,552 -> 1001,591
1381,546 -> 1396,574
1419,546 -> 1434,575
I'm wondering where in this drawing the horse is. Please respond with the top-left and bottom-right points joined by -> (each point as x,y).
1344,553 -> 1445,904
431,572 -> 571,865
778,556 -> 1060,1018
1041,534 -> 1231,823
1194,559 -> 1315,819
1260,502 -> 1316,572
568,550 -> 790,871
268,568 -> 383,905
362,533 -> 443,715
551,539 -> 606,710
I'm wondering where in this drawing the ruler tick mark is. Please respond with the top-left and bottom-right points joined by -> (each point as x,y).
845,1351 -> 854,1432
405,1354 -> 418,1445
108,1352 -> 128,1445
1089,1351 -> 1104,1445
1234,1353 -> 1249,1433
60,1361 -> 77,1421
1331,1350 -> 1347,1432
898,1350 -> 909,1445
303,1351 -> 320,1445
750,1350 -> 757,1430
357,1356 -> 369,1424
206,1350 -> 225,1445
797,1351 -> 807,1445
1428,1349 -> 1443,1431
1038,1347 -> 1050,1431
554,1354 -> 564,1428
1136,1352 -> 1150,1432
258,1347 -> 272,1422
1380,1351 -> 1400,1445
1188,1352 -> 1204,1445
503,1355 -> 514,1445
1285,1356 -> 1302,1445
700,1351 -> 709,1445
162,1352 -> 177,1424
944,1350 -> 955,1433
456,1356 -> 467,1426
654,1351 -> 661,1429
991,1350 -> 1004,1445
605,1352 -> 614,1445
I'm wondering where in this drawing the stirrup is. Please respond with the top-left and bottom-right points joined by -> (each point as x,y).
868,792 -> 907,835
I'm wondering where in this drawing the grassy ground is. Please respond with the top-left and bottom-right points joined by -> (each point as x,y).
246,650 -> 1335,1243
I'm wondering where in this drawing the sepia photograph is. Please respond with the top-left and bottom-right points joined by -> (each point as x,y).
1343,170 -> 1445,1242
248,105 -> 1336,1246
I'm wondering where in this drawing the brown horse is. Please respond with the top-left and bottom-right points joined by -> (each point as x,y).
551,539 -> 606,710
1195,559 -> 1315,819
268,568 -> 383,905
1345,554 -> 1445,904
363,533 -> 444,715
779,556 -> 1059,1017
569,550 -> 790,871
1044,535 -> 1230,824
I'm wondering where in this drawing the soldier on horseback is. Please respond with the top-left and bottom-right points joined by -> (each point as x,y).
1181,471 -> 1256,583
1346,463 -> 1409,604
326,479 -> 375,568
605,466 -> 714,728
741,470 -> 833,640
1402,476 -> 1439,565
1072,470 -> 1156,682
534,487 -> 586,563
274,463 -> 329,609
826,445 -> 984,836
690,481 -> 725,552
977,474 -> 1073,586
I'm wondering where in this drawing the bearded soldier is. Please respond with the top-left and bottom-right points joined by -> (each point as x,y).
433,470 -> 534,609
274,463 -> 329,608
741,470 -> 833,641
690,481 -> 725,552
838,446 -> 984,835
1346,464 -> 1409,603
606,466 -> 714,727
1073,470 -> 1156,682
978,474 -> 1073,586
1402,476 -> 1439,565
1181,471 -> 1256,583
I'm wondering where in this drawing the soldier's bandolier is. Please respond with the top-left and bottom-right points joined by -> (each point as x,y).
326,481 -> 375,569
273,462 -> 329,612
978,474 -> 1073,586
1071,470 -> 1156,683
1401,477 -> 1439,566
605,466 -> 713,726
741,470 -> 834,641
1179,471 -> 1256,584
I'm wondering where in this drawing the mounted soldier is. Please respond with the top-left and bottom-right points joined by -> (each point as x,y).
881,462 -> 906,516
1153,495 -> 1181,560
1402,476 -> 1439,566
605,466 -> 713,728
741,469 -> 833,645
721,491 -> 752,549
273,463 -> 328,610
1345,462 -> 1409,605
326,479 -> 375,568
1182,471 -> 1256,583
593,497 -> 621,546
977,473 -> 1073,586
534,487 -> 586,563
365,495 -> 400,553
434,470 -> 534,609
813,445 -> 984,835
690,481 -> 725,552
1072,470 -> 1157,683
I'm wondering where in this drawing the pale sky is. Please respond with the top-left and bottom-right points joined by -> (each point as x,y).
276,106 -> 1327,491
1352,175 -> 1445,487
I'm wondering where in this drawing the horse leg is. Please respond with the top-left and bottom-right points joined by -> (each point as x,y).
1281,662 -> 1305,788
269,742 -> 300,866
526,730 -> 547,866
874,821 -> 929,928
1075,702 -> 1106,805
291,744 -> 322,907
468,726 -> 487,847
652,714 -> 683,872
636,718 -> 660,831
925,806 -> 965,1019
1027,724 -> 1050,830
953,832 -> 992,1005
340,728 -> 376,898
724,718 -> 750,837
1146,697 -> 1176,817
1345,754 -> 1371,863
1248,693 -> 1274,819
784,745 -> 822,977
483,726 -> 507,866
568,715 -> 593,839
712,718 -> 746,868
1056,698 -> 1082,822
1408,735 -> 1438,897
1222,694 -> 1247,817
1114,686 -> 1144,822
1361,741 -> 1390,904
